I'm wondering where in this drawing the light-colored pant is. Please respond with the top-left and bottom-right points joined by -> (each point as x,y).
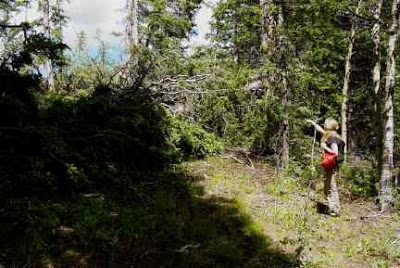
324,169 -> 340,215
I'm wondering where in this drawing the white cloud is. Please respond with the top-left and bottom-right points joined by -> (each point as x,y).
189,3 -> 213,46
64,0 -> 126,50
19,0 -> 214,52
64,0 -> 215,50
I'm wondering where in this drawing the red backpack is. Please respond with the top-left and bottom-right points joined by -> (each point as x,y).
321,151 -> 337,171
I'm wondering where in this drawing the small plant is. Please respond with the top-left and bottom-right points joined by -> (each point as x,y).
340,161 -> 377,197
167,116 -> 223,161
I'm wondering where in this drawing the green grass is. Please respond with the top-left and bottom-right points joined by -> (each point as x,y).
184,157 -> 400,268
1,161 -> 300,267
3,156 -> 399,268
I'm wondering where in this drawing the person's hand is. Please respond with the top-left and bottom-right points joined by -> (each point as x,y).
305,119 -> 314,124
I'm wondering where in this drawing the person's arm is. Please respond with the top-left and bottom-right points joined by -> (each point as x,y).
322,141 -> 338,155
306,119 -> 326,135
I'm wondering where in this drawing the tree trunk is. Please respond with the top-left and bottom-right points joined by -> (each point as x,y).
341,0 -> 362,161
43,0 -> 54,91
277,1 -> 289,167
126,0 -> 139,65
232,14 -> 239,62
259,0 -> 289,167
55,0 -> 64,85
372,0 -> 383,180
260,0 -> 275,53
259,0 -> 276,101
372,0 -> 382,97
380,0 -> 400,213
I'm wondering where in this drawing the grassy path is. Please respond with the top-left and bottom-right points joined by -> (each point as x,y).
9,156 -> 399,267
183,156 -> 400,268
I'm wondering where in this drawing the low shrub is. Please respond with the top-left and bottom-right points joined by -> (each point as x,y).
340,160 -> 377,197
167,116 -> 223,161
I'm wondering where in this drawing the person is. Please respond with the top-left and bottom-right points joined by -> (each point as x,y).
306,118 -> 345,216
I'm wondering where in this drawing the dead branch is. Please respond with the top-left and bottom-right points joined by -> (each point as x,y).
360,213 -> 391,220
0,22 -> 31,29
224,154 -> 246,165
161,89 -> 224,95
223,147 -> 255,170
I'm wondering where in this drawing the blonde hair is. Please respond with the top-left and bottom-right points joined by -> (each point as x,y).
324,118 -> 339,131
322,118 -> 340,142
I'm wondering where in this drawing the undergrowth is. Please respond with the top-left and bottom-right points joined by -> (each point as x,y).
8,167 -> 300,267
0,72 -> 226,267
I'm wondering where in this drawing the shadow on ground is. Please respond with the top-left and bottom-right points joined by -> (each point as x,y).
1,171 -> 301,268
113,170 -> 301,268
0,69 -> 300,268
315,201 -> 330,215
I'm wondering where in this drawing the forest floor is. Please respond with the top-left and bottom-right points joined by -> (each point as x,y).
9,155 -> 400,268
182,156 -> 400,268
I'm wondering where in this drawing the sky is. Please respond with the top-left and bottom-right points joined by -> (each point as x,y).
46,0 -> 214,52
17,0 -> 214,55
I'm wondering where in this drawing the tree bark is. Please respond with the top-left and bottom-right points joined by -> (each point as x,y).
43,0 -> 54,90
277,1 -> 289,167
55,0 -> 64,83
126,0 -> 139,65
259,0 -> 276,101
341,0 -> 362,161
232,14 -> 239,62
259,0 -> 289,167
380,0 -> 400,213
260,0 -> 276,53
372,0 -> 383,181
0,23 -> 30,29
372,0 -> 382,97
260,0 -> 268,49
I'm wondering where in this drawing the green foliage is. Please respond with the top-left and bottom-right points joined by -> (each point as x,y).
118,206 -> 151,239
280,158 -> 379,199
137,0 -> 202,50
0,67 -> 227,266
168,116 -> 223,161
211,0 -> 261,64
0,65 -> 224,203
76,201 -> 118,247
18,163 -> 301,267
3,0 -> 400,265
184,53 -> 279,150
340,161 -> 378,197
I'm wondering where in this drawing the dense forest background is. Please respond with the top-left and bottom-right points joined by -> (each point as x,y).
1,0 -> 400,267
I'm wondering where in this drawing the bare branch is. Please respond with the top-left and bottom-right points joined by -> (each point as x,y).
0,22 -> 30,29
